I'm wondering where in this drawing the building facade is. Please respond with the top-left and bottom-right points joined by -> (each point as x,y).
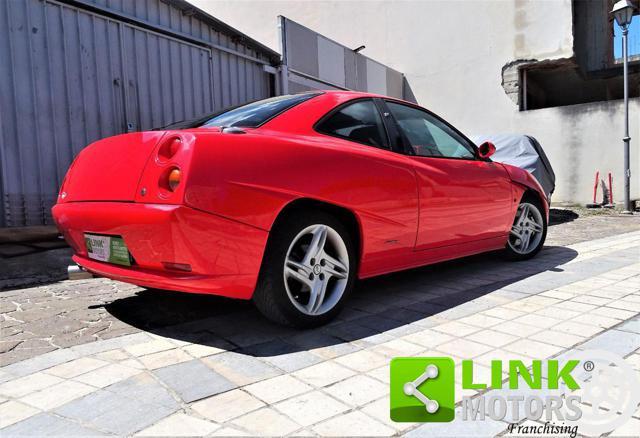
193,0 -> 640,205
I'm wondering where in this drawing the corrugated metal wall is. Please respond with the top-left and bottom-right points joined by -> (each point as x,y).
0,0 -> 275,227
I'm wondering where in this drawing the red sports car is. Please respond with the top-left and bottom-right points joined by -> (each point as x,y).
53,91 -> 548,327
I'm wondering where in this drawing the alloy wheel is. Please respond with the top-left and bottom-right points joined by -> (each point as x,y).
508,202 -> 544,255
283,224 -> 349,316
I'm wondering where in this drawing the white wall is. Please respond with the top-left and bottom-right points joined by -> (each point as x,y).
192,0 -> 638,205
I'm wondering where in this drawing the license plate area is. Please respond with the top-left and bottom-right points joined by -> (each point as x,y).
84,234 -> 132,266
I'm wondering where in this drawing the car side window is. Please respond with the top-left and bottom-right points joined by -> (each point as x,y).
386,102 -> 476,159
316,100 -> 388,149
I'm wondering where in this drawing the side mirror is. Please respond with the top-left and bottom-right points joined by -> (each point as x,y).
477,141 -> 496,160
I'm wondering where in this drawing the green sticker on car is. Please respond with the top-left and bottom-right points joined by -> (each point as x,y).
84,234 -> 131,266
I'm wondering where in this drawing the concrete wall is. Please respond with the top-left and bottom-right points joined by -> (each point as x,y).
192,0 -> 639,205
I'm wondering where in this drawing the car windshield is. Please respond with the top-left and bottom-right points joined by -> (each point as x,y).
197,92 -> 320,128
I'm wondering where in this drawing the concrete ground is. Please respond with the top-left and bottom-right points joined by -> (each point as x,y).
0,210 -> 639,436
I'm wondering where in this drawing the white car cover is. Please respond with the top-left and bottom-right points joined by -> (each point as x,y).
471,134 -> 556,201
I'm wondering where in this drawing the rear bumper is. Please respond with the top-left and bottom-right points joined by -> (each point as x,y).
52,202 -> 269,299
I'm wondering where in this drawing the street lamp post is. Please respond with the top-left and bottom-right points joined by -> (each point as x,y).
611,0 -> 636,214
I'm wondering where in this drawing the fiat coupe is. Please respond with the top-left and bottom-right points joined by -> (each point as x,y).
53,91 -> 548,327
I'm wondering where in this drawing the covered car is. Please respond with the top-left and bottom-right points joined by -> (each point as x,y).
470,134 -> 555,201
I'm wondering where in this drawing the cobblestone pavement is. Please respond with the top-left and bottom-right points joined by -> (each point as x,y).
0,212 -> 639,436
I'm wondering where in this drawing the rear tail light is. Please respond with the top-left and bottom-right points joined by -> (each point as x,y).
137,133 -> 192,203
168,168 -> 181,191
158,166 -> 181,194
157,138 -> 181,162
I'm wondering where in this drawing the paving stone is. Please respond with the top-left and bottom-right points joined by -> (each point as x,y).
153,359 -> 236,403
74,363 -> 142,388
55,388 -> 177,435
553,320 -> 604,337
124,339 -> 176,357
528,330 -> 586,348
245,374 -> 312,404
292,361 -> 357,387
432,321 -> 480,337
312,410 -> 394,436
475,348 -> 535,367
571,313 -> 621,329
513,314 -> 562,329
503,339 -> 564,358
240,340 -> 324,373
105,372 -> 178,409
202,350 -> 282,386
275,391 -> 349,427
0,370 -> 14,386
492,320 -> 543,337
366,364 -> 391,384
400,329 -> 454,349
0,400 -> 40,428
405,407 -> 507,437
370,339 -> 424,357
334,350 -> 388,372
231,407 -> 300,436
286,331 -> 353,352
381,306 -> 430,324
137,348 -> 192,369
437,338 -> 493,358
609,416 -> 640,437
533,306 -> 581,320
182,343 -> 228,358
309,340 -> 361,360
322,321 -> 380,342
0,372 -> 63,398
46,357 -> 109,378
0,348 -> 78,378
323,374 -> 387,406
1,412 -> 106,436
120,358 -> 146,370
590,306 -> 638,320
20,380 -> 96,410
617,318 -> 640,334
210,426 -> 252,436
134,412 -> 219,436
466,329 -> 519,348
360,396 -> 413,431
351,332 -> 396,348
70,332 -> 153,356
94,348 -> 130,362
191,388 -> 265,423
572,294 -> 613,306
457,313 -> 504,328
578,329 -> 640,358
383,323 -> 425,338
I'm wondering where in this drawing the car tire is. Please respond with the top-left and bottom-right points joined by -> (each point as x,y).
504,196 -> 547,261
253,210 -> 356,328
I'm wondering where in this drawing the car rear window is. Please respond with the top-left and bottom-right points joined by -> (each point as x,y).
197,92 -> 320,128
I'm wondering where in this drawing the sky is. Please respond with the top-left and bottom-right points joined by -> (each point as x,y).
614,18 -> 640,59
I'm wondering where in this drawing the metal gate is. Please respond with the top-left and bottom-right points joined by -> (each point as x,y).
0,0 -> 274,227
120,24 -> 213,132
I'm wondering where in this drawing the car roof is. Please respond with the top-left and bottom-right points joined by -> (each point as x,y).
313,89 -> 415,105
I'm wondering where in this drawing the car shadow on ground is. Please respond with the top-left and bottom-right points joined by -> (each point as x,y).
104,244 -> 578,358
549,208 -> 579,226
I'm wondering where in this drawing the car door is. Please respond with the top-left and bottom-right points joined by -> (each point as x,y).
382,100 -> 513,250
313,98 -> 420,276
